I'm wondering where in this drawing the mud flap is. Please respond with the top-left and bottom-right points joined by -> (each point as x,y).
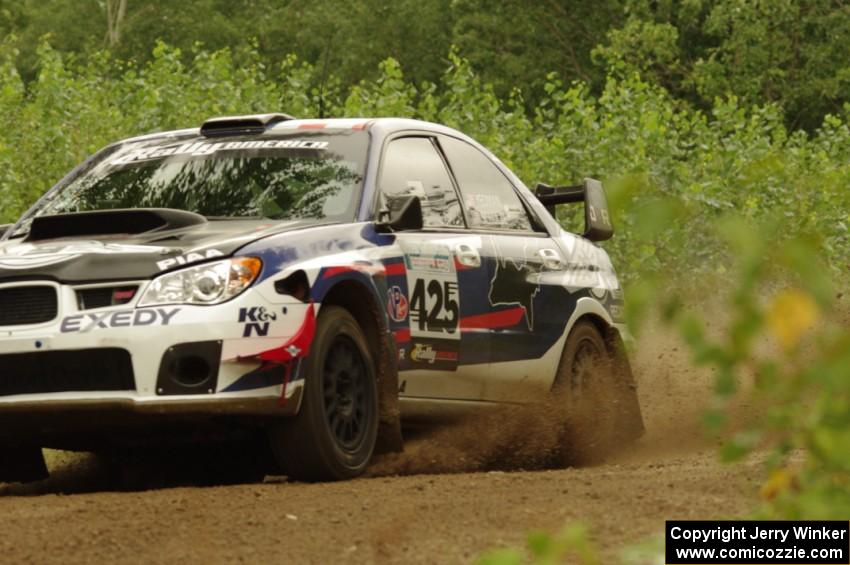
0,446 -> 49,483
605,328 -> 645,441
374,331 -> 403,455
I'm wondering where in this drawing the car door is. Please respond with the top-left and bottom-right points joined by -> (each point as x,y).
437,135 -> 572,401
377,135 -> 492,401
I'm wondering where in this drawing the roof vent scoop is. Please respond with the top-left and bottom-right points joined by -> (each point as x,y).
200,113 -> 296,137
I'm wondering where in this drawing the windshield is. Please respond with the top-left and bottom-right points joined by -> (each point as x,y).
10,130 -> 368,237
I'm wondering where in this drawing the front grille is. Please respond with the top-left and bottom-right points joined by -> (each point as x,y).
76,286 -> 138,310
0,349 -> 135,397
0,286 -> 58,326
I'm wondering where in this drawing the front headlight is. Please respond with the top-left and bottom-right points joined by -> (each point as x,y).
138,257 -> 262,307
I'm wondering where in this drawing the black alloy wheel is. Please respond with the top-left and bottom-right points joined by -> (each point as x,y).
268,306 -> 379,481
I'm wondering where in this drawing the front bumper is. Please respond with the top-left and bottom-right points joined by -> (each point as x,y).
0,394 -> 301,417
0,278 -> 314,422
0,392 -> 304,447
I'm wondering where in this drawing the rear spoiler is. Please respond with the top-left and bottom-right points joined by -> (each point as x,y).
535,178 -> 613,242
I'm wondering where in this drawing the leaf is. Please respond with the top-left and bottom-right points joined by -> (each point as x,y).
475,549 -> 524,565
766,288 -> 819,351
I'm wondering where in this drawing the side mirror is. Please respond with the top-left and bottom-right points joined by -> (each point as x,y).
534,178 -> 613,242
375,195 -> 423,233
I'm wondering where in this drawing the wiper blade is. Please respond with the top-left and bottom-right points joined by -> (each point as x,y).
0,226 -> 27,240
203,215 -> 267,221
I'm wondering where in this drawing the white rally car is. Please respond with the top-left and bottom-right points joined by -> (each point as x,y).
0,114 -> 642,482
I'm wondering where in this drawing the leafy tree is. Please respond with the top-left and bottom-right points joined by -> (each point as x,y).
453,0 -> 625,97
257,0 -> 453,89
0,0 -> 454,88
3,0 -> 850,129
595,0 -> 850,130
696,0 -> 850,130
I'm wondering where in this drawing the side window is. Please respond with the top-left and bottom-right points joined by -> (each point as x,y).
439,136 -> 533,231
379,137 -> 464,229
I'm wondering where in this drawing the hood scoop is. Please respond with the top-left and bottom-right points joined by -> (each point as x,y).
26,208 -> 207,242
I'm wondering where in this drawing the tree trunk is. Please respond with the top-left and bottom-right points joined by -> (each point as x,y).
105,0 -> 128,47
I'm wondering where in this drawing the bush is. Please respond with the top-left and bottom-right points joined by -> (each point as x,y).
3,41 -> 850,282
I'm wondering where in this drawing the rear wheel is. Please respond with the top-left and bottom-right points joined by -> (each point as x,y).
268,306 -> 378,481
553,320 -> 622,464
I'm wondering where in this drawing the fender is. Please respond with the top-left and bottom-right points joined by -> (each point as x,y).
565,296 -> 615,332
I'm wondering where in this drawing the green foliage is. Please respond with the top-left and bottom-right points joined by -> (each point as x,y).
3,1 -> 850,131
452,0 -> 624,98
476,523 -> 600,565
592,18 -> 683,84
4,42 -> 850,287
0,0 -> 454,88
600,0 -> 850,130
658,216 -> 850,520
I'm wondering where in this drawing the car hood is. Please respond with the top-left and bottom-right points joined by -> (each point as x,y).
0,217 -> 326,283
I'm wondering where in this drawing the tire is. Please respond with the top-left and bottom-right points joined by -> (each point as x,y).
553,320 -> 627,464
268,306 -> 379,481
0,446 -> 49,483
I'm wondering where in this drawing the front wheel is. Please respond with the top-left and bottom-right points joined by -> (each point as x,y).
268,306 -> 379,481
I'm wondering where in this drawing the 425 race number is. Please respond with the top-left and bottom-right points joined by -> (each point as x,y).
409,278 -> 459,336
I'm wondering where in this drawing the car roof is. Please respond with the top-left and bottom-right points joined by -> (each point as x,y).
56,116 -> 563,238
269,117 -> 465,137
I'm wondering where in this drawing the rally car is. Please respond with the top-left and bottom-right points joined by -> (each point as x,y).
0,114 -> 643,483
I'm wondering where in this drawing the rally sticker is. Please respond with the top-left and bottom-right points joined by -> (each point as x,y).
239,306 -> 279,338
157,249 -> 224,271
60,308 -> 181,333
410,342 -> 458,364
112,139 -> 329,165
405,339 -> 460,372
403,243 -> 460,341
386,285 -> 409,322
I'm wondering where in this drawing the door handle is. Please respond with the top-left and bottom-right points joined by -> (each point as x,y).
538,248 -> 564,270
455,243 -> 481,268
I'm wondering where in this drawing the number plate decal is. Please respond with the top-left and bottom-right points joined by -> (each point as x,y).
404,244 -> 460,341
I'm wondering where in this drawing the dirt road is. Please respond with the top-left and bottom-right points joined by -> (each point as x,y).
0,325 -> 766,564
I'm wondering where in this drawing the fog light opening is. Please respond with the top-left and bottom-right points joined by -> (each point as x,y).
171,355 -> 212,388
